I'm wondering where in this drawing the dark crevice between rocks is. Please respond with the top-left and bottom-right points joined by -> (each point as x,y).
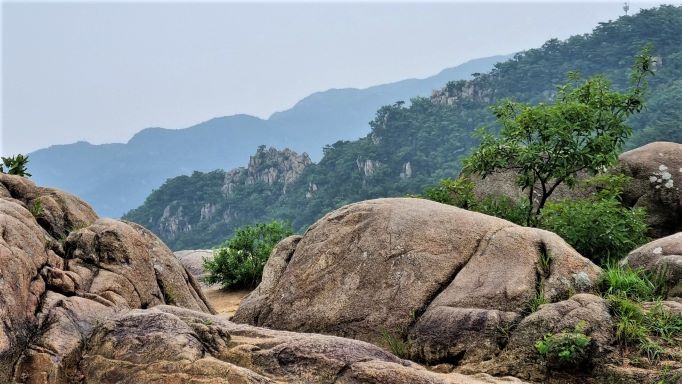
494,317 -> 522,352
184,267 -> 215,314
537,241 -> 552,279
429,349 -> 466,367
154,268 -> 175,306
399,226 -> 516,362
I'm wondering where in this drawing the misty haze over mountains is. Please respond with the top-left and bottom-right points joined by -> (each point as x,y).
28,55 -> 508,218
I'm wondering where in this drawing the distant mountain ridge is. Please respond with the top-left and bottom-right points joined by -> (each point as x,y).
28,55 -> 508,218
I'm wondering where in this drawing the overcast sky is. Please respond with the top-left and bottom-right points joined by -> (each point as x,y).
1,1 -> 667,155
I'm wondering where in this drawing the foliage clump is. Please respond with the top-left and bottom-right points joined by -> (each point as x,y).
204,220 -> 293,289
381,330 -> 410,359
601,268 -> 681,362
1,154 -> 31,177
539,175 -> 649,265
599,264 -> 662,302
535,321 -> 592,370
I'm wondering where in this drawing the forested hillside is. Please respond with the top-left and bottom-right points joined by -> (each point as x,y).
28,55 -> 504,218
125,5 -> 682,250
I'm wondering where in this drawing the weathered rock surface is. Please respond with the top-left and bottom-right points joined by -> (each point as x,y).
0,174 -> 212,382
234,198 -> 602,372
618,141 -> 682,238
79,306 -> 526,384
475,294 -> 614,382
0,175 -> 526,383
622,232 -> 682,298
174,249 -> 213,284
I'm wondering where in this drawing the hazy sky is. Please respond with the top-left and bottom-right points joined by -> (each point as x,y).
1,1 -> 667,155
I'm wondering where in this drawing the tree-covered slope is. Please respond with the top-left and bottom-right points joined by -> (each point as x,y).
125,5 -> 682,250
28,55 -> 505,218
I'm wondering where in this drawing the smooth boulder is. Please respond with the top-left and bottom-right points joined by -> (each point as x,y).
234,198 -> 602,369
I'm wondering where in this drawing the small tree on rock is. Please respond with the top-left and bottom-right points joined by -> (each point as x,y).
464,48 -> 654,226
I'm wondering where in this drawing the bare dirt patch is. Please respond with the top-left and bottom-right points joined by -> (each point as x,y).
203,286 -> 251,318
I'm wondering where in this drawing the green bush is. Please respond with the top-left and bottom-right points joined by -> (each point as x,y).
476,196 -> 530,226
539,196 -> 648,265
645,301 -> 682,342
535,321 -> 592,370
204,220 -> 293,289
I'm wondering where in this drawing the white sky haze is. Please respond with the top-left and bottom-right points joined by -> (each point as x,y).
1,1 -> 667,155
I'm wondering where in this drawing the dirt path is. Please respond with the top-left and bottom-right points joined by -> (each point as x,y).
203,287 -> 251,319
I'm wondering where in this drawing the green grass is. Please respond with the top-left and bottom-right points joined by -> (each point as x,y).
526,288 -> 548,314
30,198 -> 43,218
599,264 -> 661,301
381,330 -> 410,359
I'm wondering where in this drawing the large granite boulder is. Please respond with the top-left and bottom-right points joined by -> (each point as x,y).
621,232 -> 682,298
234,198 -> 602,372
618,142 -> 682,238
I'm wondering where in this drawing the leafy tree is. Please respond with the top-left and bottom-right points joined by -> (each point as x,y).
464,49 -> 654,225
1,154 -> 31,177
203,220 -> 293,289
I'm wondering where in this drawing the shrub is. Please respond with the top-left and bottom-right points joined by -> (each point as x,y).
204,220 -> 293,289
539,196 -> 648,265
29,198 -> 44,218
535,321 -> 592,370
475,196 -> 530,226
